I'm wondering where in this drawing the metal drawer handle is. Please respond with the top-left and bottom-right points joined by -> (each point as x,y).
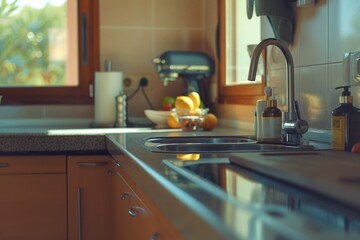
0,163 -> 9,168
128,206 -> 147,218
128,206 -> 138,217
77,162 -> 108,167
77,187 -> 83,240
150,232 -> 163,240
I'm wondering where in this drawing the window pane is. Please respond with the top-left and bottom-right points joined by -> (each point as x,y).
0,0 -> 78,87
225,0 -> 262,86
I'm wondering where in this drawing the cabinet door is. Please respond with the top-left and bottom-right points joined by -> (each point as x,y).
112,163 -> 156,240
0,156 -> 67,240
67,155 -> 114,240
137,187 -> 184,240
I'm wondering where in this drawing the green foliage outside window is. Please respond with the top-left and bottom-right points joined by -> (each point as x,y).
0,0 -> 67,87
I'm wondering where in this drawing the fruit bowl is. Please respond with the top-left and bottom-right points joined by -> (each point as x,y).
144,109 -> 171,128
173,108 -> 209,131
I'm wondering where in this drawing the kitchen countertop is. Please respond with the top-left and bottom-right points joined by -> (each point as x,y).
106,129 -> 360,240
1,126 -> 359,239
0,127 -> 176,154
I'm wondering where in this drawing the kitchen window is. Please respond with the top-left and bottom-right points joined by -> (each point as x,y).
0,0 -> 99,104
218,0 -> 265,105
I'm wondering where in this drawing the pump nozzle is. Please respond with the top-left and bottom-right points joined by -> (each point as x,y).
264,86 -> 272,100
335,85 -> 351,95
335,85 -> 353,104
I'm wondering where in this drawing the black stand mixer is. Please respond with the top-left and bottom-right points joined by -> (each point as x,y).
153,51 -> 215,107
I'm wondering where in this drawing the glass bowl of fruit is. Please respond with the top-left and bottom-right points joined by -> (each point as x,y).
173,108 -> 209,131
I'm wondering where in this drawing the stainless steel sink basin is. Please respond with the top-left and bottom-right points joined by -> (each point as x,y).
148,142 -> 314,153
144,136 -> 331,153
144,136 -> 256,144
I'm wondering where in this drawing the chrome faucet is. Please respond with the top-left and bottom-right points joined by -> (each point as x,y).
248,38 -> 308,144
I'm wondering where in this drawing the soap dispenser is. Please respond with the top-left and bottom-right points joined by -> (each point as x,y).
254,86 -> 272,141
261,88 -> 282,142
332,85 -> 359,150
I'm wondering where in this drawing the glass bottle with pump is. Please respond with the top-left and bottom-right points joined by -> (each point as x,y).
255,87 -> 272,141
262,88 -> 282,142
332,86 -> 359,150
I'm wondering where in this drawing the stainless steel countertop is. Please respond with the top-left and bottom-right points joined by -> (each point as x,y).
106,129 -> 360,240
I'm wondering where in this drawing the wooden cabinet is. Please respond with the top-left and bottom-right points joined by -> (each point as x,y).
0,153 -> 183,239
111,158 -> 183,240
0,155 -> 67,240
137,188 -> 184,240
67,155 -> 114,240
112,164 -> 156,239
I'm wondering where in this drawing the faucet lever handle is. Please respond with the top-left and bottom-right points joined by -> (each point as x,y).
284,100 -> 309,139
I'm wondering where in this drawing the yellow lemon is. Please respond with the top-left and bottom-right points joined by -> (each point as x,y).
202,113 -> 218,131
188,91 -> 201,109
167,112 -> 180,129
175,96 -> 194,117
175,96 -> 194,111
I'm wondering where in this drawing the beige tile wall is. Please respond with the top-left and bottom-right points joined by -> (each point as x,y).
99,0 -> 206,118
214,0 -> 360,132
265,0 -> 360,131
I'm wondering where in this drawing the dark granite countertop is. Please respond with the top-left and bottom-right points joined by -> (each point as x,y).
0,127 -> 169,154
106,129 -> 360,240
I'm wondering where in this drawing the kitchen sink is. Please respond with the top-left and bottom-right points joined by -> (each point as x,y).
147,142 -> 316,153
144,136 -> 256,144
144,136 -> 331,153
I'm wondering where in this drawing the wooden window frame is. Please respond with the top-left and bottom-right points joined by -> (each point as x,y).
1,0 -> 100,105
217,0 -> 265,105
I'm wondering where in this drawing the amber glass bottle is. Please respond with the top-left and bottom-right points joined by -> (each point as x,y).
332,86 -> 359,150
262,98 -> 282,142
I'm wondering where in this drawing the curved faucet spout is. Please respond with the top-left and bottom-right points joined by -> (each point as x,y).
248,38 -> 295,119
248,38 -> 308,144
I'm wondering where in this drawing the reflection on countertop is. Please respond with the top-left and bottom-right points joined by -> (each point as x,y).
164,158 -> 360,238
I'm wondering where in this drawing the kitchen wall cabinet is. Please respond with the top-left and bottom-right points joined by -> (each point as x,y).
0,155 -> 67,240
67,155 -> 114,240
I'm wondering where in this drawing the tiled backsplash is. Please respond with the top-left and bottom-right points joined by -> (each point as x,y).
215,0 -> 360,133
99,0 -> 209,117
266,0 -> 360,131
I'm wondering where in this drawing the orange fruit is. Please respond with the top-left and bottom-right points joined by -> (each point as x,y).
167,112 -> 180,129
188,92 -> 201,109
175,96 -> 194,111
202,113 -> 218,131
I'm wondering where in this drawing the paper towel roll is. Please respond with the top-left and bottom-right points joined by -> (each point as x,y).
94,71 -> 123,125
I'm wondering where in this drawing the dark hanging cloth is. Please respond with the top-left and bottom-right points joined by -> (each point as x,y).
247,0 -> 295,44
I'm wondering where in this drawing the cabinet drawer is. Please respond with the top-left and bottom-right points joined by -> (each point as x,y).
111,154 -> 136,190
0,155 -> 66,174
